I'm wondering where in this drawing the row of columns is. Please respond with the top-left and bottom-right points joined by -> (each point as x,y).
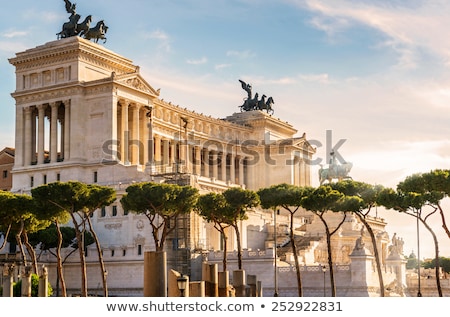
118,99 -> 247,185
19,101 -> 70,167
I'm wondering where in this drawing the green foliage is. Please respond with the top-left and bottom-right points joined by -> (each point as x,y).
12,273 -> 53,297
257,183 -> 305,210
222,187 -> 259,222
196,192 -> 232,224
422,257 -> 450,273
121,182 -> 199,216
28,224 -> 94,251
300,185 -> 344,212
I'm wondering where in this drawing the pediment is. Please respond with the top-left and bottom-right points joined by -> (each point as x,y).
114,73 -> 160,97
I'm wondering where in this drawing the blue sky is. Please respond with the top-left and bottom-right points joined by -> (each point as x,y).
2,0 -> 450,258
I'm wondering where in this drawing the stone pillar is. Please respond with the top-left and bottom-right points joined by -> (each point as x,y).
220,152 -> 227,181
143,251 -> 167,297
120,100 -> 130,165
348,243 -> 376,296
212,151 -> 218,179
21,266 -> 32,297
38,265 -> 48,297
162,139 -> 169,166
37,104 -> 46,165
233,270 -> 246,297
238,157 -> 245,186
154,135 -> 161,164
23,106 -> 33,166
218,271 -> 229,297
130,104 -> 140,165
50,102 -> 58,163
229,154 -> 235,183
194,146 -> 201,175
203,148 -> 209,178
2,264 -> 14,297
63,100 -> 70,161
202,262 -> 218,297
190,281 -> 205,297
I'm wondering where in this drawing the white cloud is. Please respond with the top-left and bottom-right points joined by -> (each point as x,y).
299,73 -> 331,84
297,0 -> 450,68
226,50 -> 255,59
2,30 -> 28,38
186,57 -> 208,65
143,29 -> 172,52
215,63 -> 231,70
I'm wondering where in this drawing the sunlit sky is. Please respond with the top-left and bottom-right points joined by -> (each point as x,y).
1,0 -> 450,258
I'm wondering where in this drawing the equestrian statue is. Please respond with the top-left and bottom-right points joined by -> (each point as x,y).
318,150 -> 353,185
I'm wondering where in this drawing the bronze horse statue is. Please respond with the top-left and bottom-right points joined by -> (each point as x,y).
256,95 -> 274,115
240,92 -> 259,112
84,20 -> 108,43
57,13 -> 80,39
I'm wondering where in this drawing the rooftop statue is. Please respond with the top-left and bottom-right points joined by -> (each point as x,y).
56,0 -> 108,44
238,79 -> 274,114
318,149 -> 353,185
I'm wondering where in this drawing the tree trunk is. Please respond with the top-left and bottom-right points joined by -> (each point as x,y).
86,215 -> 108,297
0,224 -> 11,252
234,223 -> 243,270
22,231 -> 38,274
71,214 -> 88,297
356,213 -> 385,297
317,214 -> 336,297
420,217 -> 443,297
55,220 -> 67,297
290,212 -> 303,296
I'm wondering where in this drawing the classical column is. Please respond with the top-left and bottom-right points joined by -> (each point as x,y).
63,100 -> 70,161
229,154 -> 235,183
144,106 -> 154,174
130,104 -> 140,165
120,100 -> 130,165
238,156 -> 245,186
50,102 -> 58,163
194,146 -> 201,175
154,135 -> 161,164
162,139 -> 169,166
37,104 -> 46,165
221,152 -> 227,181
212,151 -> 218,180
202,148 -> 209,178
23,106 -> 33,166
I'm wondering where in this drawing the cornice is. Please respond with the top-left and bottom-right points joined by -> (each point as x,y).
9,37 -> 136,75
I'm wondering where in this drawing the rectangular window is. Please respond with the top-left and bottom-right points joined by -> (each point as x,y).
30,176 -> 34,188
101,206 -> 106,217
111,249 -> 115,257
112,206 -> 117,217
93,171 -> 98,183
122,249 -> 126,257
2,170 -> 7,178
43,175 -> 47,184
138,245 -> 142,256
57,173 -> 61,181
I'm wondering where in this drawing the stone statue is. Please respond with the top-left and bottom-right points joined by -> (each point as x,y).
318,149 -> 353,185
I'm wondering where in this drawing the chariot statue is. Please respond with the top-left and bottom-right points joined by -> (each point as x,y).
56,0 -> 108,44
318,149 -> 353,185
238,79 -> 274,115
